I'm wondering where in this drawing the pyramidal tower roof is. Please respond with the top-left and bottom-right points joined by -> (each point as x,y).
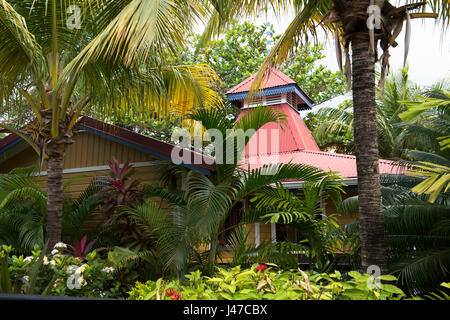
226,68 -> 320,154
226,68 -> 314,110
226,68 -> 402,179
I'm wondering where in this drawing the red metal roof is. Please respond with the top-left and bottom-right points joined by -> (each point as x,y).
226,68 -> 297,94
240,149 -> 404,178
229,69 -> 402,180
236,103 -> 320,155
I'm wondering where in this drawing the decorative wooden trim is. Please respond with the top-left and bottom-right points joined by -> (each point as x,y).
34,161 -> 156,176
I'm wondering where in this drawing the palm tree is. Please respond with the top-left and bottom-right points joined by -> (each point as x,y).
248,175 -> 344,271
399,90 -> 450,202
339,169 -> 450,294
120,106 -> 331,277
0,1 -> 222,248
201,0 -> 447,272
0,166 -> 100,254
311,69 -> 421,158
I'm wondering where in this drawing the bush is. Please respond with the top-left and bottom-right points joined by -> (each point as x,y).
128,264 -> 410,300
0,244 -> 126,298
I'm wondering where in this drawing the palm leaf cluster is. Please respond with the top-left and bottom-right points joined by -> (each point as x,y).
0,0 -> 223,157
309,69 -> 437,158
110,107 -> 331,278
338,171 -> 450,294
0,166 -> 100,254
247,175 -> 344,271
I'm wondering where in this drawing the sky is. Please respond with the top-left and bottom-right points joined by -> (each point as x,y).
238,7 -> 448,113
257,9 -> 450,87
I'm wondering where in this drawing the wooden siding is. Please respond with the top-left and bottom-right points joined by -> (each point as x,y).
0,130 -> 155,174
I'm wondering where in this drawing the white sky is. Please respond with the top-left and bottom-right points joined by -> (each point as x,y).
257,10 -> 450,86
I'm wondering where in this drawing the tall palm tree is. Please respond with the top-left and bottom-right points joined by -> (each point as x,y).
0,0 -> 222,248
201,0 -> 447,272
339,170 -> 450,294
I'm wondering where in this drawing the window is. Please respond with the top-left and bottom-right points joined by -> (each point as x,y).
218,202 -> 243,247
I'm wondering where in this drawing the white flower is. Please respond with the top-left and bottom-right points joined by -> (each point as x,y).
49,259 -> 56,266
67,265 -> 78,274
43,256 -> 49,265
102,266 -> 114,274
77,276 -> 87,287
53,279 -> 63,288
24,256 -> 33,262
53,242 -> 67,249
76,264 -> 87,274
51,249 -> 59,255
21,276 -> 30,288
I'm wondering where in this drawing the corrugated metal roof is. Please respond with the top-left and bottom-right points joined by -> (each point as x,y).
226,68 -> 297,94
239,149 -> 404,178
236,104 -> 320,154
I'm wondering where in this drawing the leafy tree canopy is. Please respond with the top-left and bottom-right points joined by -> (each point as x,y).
176,21 -> 345,107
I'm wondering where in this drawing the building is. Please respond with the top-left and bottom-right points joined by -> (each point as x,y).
0,68 -> 401,255
226,68 -> 402,247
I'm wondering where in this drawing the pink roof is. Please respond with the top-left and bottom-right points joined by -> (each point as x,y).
229,68 -> 402,180
240,149 -> 404,179
226,68 -> 296,94
236,103 -> 320,155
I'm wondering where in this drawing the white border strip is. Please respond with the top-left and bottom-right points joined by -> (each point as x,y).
254,223 -> 260,247
275,178 -> 358,189
34,161 -> 156,176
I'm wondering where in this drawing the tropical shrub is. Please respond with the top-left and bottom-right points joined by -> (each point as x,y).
247,175 -> 344,271
0,167 -> 100,254
128,265 -> 408,300
0,244 -> 128,298
95,158 -> 149,248
65,235 -> 99,259
337,172 -> 450,294
114,106 -> 331,279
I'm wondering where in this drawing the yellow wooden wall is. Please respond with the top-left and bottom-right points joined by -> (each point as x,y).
0,131 -> 154,174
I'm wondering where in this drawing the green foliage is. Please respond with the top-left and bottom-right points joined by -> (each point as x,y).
128,265 -> 408,300
0,244 -> 128,298
179,21 -> 344,107
281,43 -> 345,104
249,175 -> 344,271
112,107 -> 330,279
306,69 -> 450,159
0,166 -> 100,254
338,172 -> 450,294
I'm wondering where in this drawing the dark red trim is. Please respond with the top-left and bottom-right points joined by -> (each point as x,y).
0,133 -> 21,151
78,116 -> 215,171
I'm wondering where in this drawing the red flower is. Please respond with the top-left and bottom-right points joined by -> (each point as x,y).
171,292 -> 181,300
165,289 -> 181,300
256,264 -> 267,273
165,289 -> 176,297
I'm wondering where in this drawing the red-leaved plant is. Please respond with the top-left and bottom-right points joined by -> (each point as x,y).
95,157 -> 148,247
65,235 -> 97,259
98,158 -> 142,214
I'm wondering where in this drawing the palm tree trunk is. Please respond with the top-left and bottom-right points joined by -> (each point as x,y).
45,142 -> 65,250
351,32 -> 387,273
